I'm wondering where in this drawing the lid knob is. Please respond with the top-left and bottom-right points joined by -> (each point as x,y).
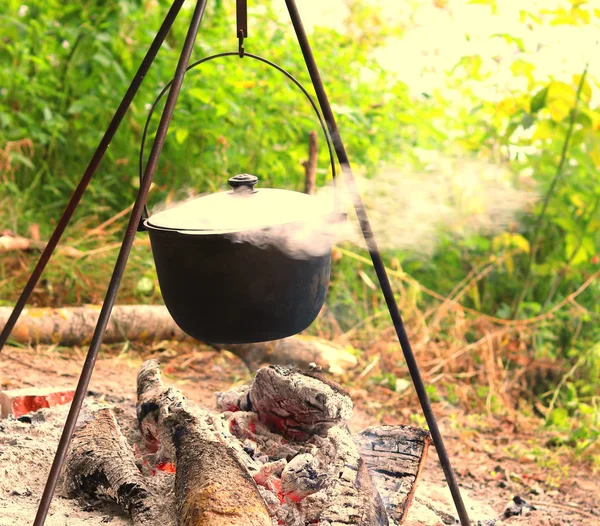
228,173 -> 258,193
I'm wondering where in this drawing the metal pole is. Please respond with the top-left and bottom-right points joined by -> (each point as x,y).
284,1 -> 471,524
0,0 -> 187,353
32,0 -> 208,523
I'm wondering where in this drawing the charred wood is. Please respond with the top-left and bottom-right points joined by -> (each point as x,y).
64,408 -> 160,526
136,359 -> 272,526
357,425 -> 432,525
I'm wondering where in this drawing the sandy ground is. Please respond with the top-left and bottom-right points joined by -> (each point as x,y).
1,344 -> 598,526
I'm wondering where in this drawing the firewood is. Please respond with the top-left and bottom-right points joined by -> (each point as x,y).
214,335 -> 358,376
63,360 -> 428,525
64,408 -> 161,526
0,305 -> 189,346
215,364 -> 390,525
136,359 -> 272,526
0,233 -> 82,257
246,365 -> 353,440
0,305 -> 357,375
356,425 -> 432,525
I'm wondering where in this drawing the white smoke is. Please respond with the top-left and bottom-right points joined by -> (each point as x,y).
337,158 -> 538,255
149,157 -> 537,260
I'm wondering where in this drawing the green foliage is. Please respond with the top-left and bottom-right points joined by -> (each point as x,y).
1,0 -> 600,455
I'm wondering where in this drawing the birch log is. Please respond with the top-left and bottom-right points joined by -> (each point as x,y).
0,305 -> 357,374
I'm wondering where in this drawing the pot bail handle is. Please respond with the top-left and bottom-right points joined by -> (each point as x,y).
138,51 -> 338,231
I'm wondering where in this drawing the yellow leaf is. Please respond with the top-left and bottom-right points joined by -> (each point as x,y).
546,80 -> 576,122
511,60 -> 535,88
497,98 -> 518,117
590,146 -> 600,167
468,285 -> 481,310
532,120 -> 555,141
573,7 -> 591,24
549,99 -> 571,122
569,193 -> 586,210
588,110 -> 600,130
491,233 -> 505,252
505,253 -> 514,275
510,234 -> 530,254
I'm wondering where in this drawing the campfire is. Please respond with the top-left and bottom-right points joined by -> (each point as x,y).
62,360 -> 430,526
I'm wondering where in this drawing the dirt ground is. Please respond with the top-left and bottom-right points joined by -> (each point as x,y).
1,343 -> 598,526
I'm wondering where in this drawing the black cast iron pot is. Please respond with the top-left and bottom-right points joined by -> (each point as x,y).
144,174 -> 342,344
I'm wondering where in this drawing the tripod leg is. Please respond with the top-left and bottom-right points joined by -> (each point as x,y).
0,0 -> 187,353
32,1 -> 208,524
283,1 -> 471,525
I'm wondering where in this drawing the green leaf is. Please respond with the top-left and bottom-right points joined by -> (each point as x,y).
492,33 -> 525,51
573,74 -> 593,102
67,100 -> 86,115
511,59 -> 535,80
530,87 -> 548,113
42,106 -> 52,122
136,276 -> 154,295
521,113 -> 535,130
187,88 -> 212,103
175,128 -> 189,144
468,0 -> 497,12
546,407 -> 569,428
571,148 -> 597,175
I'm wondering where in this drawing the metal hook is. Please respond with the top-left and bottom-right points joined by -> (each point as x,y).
237,0 -> 247,58
238,29 -> 245,58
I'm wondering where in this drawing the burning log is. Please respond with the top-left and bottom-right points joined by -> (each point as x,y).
64,408 -> 161,526
64,360 -> 429,525
136,359 -> 272,526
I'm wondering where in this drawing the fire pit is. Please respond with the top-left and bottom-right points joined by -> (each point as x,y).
59,361 -> 431,526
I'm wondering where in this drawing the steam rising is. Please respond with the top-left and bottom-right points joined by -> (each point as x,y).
338,159 -> 538,255
150,158 -> 537,260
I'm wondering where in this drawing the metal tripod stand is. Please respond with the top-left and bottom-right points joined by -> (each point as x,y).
0,1 -> 471,524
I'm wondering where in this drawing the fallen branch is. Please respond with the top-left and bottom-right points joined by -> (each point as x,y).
214,335 -> 357,376
0,232 -> 82,257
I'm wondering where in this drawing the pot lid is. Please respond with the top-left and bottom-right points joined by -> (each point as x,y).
146,174 -> 331,233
